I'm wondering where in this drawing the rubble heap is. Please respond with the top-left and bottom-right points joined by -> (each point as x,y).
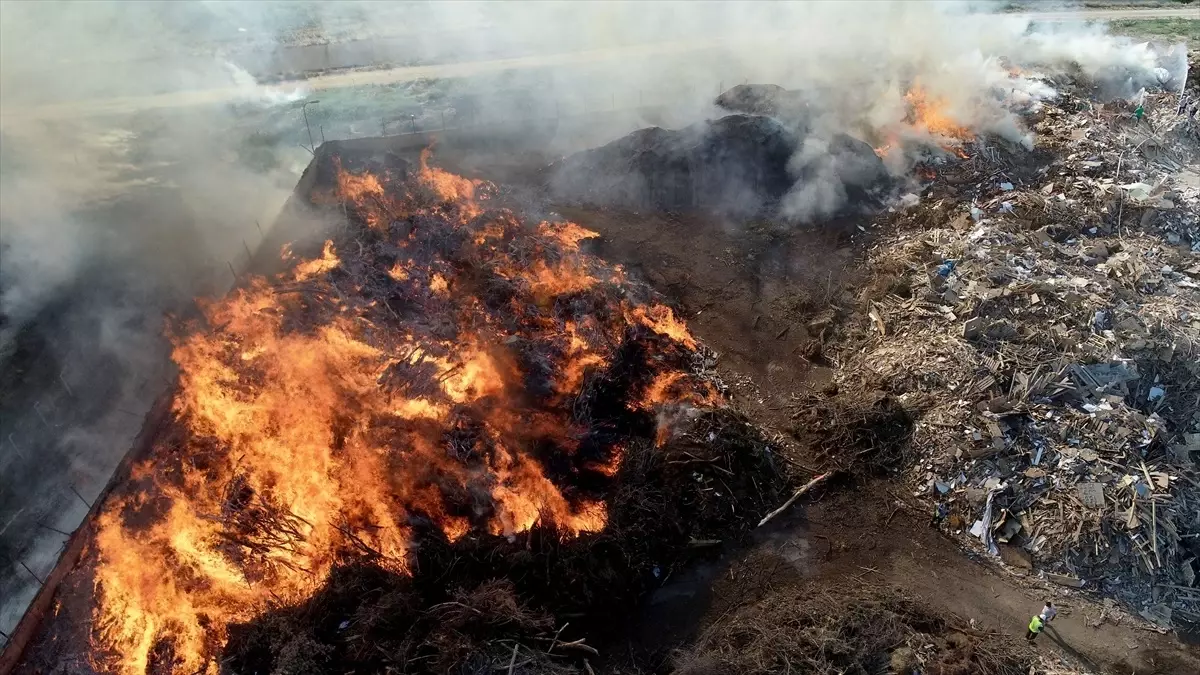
20,148 -> 791,675
836,75 -> 1200,628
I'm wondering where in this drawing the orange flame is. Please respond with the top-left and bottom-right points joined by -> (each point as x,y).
625,304 -> 698,350
84,154 -> 720,674
904,85 -> 974,143
292,240 -> 340,281
418,147 -> 483,221
877,83 -> 975,161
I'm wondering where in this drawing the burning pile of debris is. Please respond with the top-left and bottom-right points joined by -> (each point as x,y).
823,68 -> 1200,628
18,149 -> 790,674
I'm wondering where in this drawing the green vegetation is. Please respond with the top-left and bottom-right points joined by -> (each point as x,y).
236,131 -> 285,173
1108,17 -> 1200,42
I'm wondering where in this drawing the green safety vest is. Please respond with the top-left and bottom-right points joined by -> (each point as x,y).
1028,616 -> 1044,632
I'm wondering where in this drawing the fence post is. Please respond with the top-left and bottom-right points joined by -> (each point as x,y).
32,402 -> 49,429
37,522 -> 72,537
19,561 -> 44,585
69,484 -> 92,509
8,434 -> 25,460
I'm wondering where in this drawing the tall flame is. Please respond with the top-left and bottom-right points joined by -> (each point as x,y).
904,84 -> 974,144
875,83 -> 974,159
84,155 -> 716,674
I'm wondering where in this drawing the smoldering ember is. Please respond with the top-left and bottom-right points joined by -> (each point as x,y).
3,8 -> 1200,675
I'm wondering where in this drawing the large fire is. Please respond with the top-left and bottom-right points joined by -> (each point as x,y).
83,151 -> 717,674
875,83 -> 975,159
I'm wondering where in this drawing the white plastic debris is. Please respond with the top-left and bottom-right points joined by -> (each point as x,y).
1000,182 -> 1014,191
1119,182 -> 1154,201
1148,386 -> 1166,402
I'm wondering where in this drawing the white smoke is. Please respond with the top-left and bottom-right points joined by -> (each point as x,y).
0,0 -> 1188,365
223,61 -> 309,106
0,0 -> 1192,570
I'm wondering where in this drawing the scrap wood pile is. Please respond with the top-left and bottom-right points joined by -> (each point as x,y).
825,72 -> 1200,628
20,146 -> 793,675
225,409 -> 786,675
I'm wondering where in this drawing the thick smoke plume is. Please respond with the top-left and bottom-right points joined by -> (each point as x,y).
0,0 -> 1188,639
0,0 -> 310,636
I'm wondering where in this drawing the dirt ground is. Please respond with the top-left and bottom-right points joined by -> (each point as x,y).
5,6 -> 1195,124
556,209 -> 1200,675
427,143 -> 1200,674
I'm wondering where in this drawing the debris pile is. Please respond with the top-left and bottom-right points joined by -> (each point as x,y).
18,148 -> 790,675
831,78 -> 1200,626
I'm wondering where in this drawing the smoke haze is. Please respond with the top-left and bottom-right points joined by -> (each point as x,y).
0,0 -> 1188,638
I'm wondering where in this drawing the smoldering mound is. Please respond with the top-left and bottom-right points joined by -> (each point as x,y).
548,111 -> 888,222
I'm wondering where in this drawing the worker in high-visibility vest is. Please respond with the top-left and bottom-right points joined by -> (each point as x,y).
1039,601 -> 1057,624
1026,614 -> 1045,641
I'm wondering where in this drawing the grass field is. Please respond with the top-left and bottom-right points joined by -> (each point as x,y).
1109,17 -> 1200,41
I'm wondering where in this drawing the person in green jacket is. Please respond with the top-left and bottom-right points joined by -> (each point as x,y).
1026,614 -> 1045,641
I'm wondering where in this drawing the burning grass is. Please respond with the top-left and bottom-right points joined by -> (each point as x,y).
54,148 -> 788,675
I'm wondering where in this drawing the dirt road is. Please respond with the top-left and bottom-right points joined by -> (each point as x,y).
745,489 -> 1200,675
858,503 -> 1198,674
1033,7 -> 1199,21
2,8 -> 1195,125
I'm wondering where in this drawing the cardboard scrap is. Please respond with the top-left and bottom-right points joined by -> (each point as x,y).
1046,572 -> 1085,588
963,316 -> 983,339
1077,482 -> 1105,508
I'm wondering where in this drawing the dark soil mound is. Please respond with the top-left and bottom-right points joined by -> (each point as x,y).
550,115 -> 797,218
674,582 -> 1034,675
715,84 -> 811,125
549,114 -> 887,221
